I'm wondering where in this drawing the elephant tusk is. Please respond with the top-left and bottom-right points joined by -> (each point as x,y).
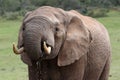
13,42 -> 24,55
43,41 -> 51,55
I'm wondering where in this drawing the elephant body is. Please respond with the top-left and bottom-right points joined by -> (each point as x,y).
14,6 -> 111,80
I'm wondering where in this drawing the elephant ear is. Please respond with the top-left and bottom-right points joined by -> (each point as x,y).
17,12 -> 33,66
58,16 -> 90,66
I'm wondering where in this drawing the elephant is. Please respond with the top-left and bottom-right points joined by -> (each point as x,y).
13,6 -> 111,80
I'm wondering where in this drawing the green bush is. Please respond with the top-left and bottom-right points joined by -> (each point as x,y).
19,9 -> 28,16
19,5 -> 36,16
3,12 -> 19,20
86,8 -> 109,17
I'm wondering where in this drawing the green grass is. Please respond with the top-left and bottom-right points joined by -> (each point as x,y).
0,20 -> 28,80
0,10 -> 120,80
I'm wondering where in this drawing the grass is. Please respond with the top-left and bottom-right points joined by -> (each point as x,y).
0,20 -> 28,80
0,10 -> 120,80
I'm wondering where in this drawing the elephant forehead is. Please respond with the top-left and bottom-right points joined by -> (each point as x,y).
24,15 -> 59,25
24,10 -> 62,25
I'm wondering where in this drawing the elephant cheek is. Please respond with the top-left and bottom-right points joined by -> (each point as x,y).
45,52 -> 58,59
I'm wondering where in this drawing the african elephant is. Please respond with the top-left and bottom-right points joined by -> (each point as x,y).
13,6 -> 111,80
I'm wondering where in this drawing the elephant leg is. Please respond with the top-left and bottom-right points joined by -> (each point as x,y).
99,57 -> 110,80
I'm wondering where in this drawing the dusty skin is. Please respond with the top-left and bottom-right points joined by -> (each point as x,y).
13,6 -> 111,80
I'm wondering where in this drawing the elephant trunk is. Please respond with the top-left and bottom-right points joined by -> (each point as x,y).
23,26 -> 54,60
23,30 -> 42,60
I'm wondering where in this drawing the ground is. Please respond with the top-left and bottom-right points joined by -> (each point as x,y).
0,10 -> 120,80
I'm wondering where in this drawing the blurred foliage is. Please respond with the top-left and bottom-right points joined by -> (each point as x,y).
3,12 -> 19,20
87,8 -> 109,17
0,0 -> 119,19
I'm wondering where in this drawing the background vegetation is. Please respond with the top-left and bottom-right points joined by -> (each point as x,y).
0,0 -> 120,80
0,0 -> 120,19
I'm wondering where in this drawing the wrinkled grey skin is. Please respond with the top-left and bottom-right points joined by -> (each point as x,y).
17,6 -> 111,80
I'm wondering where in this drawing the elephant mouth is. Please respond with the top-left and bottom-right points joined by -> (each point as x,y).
13,41 -> 52,56
41,41 -> 52,55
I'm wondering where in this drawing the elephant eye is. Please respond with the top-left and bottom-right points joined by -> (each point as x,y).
55,27 -> 59,32
23,27 -> 25,31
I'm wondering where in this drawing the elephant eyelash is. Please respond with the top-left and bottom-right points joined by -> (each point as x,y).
22,24 -> 26,31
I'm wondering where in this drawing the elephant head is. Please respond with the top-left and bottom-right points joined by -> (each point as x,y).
13,6 -> 91,66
